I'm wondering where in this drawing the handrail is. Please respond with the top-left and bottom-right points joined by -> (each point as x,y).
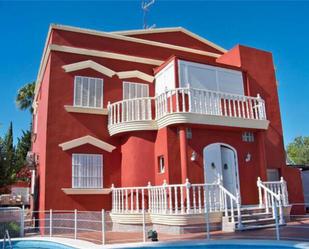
2,230 -> 12,249
257,177 -> 285,225
218,184 -> 242,229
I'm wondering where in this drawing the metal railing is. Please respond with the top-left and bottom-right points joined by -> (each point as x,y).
108,87 -> 267,127
1,205 -> 309,245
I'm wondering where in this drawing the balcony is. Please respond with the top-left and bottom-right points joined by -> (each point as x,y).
107,87 -> 269,136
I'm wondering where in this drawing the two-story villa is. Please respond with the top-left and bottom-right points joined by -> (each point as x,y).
31,24 -> 304,232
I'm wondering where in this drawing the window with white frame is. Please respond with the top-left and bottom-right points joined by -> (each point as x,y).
178,60 -> 244,95
158,155 -> 165,173
123,82 -> 149,99
74,76 -> 103,108
242,132 -> 254,142
155,61 -> 175,95
72,154 -> 103,188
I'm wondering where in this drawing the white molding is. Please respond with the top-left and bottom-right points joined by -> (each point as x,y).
112,27 -> 227,53
108,113 -> 269,136
110,212 -> 222,226
110,213 -> 152,224
156,113 -> 270,130
62,188 -> 111,195
51,44 -> 163,66
64,105 -> 108,115
51,24 -> 222,58
63,60 -> 115,77
108,120 -> 157,136
59,135 -> 116,152
117,70 -> 154,82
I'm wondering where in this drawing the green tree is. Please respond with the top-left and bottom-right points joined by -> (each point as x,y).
287,136 -> 309,165
15,129 -> 32,174
0,122 -> 16,188
16,82 -> 35,113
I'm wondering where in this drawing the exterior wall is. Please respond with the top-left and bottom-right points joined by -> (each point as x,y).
217,45 -> 305,211
120,132 -> 156,187
32,26 -> 304,214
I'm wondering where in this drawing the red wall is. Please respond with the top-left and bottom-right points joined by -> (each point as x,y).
33,27 -> 304,214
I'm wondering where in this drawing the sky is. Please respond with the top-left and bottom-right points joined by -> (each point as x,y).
0,0 -> 308,146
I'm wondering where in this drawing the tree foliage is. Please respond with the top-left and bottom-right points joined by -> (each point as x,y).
287,136 -> 309,165
0,122 -> 16,188
16,81 -> 35,113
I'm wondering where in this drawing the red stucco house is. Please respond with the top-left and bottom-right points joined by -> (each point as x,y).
31,24 -> 304,232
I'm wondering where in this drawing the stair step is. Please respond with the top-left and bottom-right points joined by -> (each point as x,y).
233,212 -> 273,221
236,223 -> 278,231
241,217 -> 275,225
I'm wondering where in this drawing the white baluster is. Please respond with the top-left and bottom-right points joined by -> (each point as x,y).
186,179 -> 191,214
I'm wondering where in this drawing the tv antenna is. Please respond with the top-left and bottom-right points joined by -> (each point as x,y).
142,0 -> 156,29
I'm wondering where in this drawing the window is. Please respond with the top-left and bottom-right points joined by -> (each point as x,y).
155,61 -> 175,95
186,128 -> 192,139
72,154 -> 103,188
74,76 -> 103,108
158,155 -> 165,173
242,132 -> 254,142
267,169 -> 280,181
123,82 -> 149,99
178,60 -> 244,95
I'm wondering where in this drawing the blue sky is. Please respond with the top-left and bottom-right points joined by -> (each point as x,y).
0,1 -> 308,146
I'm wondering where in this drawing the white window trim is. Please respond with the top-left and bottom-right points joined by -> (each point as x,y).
73,76 -> 103,109
123,81 -> 149,100
72,153 -> 103,189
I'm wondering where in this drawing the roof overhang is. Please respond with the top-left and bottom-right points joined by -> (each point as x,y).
59,135 -> 116,152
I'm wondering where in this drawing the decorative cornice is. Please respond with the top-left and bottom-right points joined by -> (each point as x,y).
59,135 -> 116,152
64,105 -> 108,115
117,70 -> 154,82
62,60 -> 116,77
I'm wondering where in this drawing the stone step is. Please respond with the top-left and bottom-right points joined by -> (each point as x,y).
236,223 -> 278,231
232,212 -> 273,222
240,217 -> 276,226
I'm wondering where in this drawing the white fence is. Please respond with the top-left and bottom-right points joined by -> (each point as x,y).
108,87 -> 267,126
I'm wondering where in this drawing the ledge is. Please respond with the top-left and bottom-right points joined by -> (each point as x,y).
62,188 -> 111,195
64,105 -> 108,115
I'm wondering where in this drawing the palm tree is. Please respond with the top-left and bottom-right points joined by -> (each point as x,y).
16,82 -> 35,113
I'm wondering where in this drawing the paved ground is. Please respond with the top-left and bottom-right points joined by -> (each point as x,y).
78,217 -> 309,244
29,216 -> 309,245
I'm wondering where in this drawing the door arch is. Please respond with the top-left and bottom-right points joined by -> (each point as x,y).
203,143 -> 240,196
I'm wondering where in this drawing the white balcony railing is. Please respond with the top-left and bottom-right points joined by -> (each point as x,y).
111,179 -> 241,227
108,87 -> 267,131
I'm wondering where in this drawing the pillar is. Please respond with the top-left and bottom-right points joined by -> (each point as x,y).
179,126 -> 188,183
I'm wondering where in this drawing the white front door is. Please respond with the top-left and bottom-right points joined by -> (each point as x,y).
221,146 -> 237,196
203,144 -> 239,196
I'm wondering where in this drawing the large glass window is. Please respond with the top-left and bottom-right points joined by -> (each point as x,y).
72,154 -> 103,188
74,76 -> 103,108
178,60 -> 244,95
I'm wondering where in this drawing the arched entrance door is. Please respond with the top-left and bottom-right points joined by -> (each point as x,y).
203,143 -> 240,196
